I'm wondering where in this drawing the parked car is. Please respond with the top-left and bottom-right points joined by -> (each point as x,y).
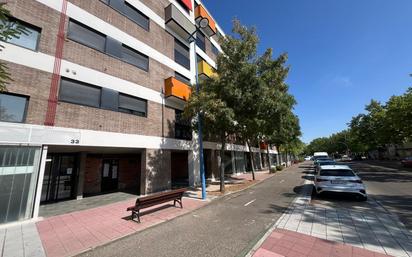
341,155 -> 352,162
304,156 -> 312,161
401,157 -> 412,167
314,160 -> 337,173
313,165 -> 367,201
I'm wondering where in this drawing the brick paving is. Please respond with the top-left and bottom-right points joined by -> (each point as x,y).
272,180 -> 412,257
252,228 -> 392,257
36,197 -> 206,257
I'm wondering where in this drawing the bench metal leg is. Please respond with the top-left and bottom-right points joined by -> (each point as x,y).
174,198 -> 183,209
131,210 -> 141,223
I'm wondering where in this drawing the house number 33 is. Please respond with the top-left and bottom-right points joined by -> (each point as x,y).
70,139 -> 80,144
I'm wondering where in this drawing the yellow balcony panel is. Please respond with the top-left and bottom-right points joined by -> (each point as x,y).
198,60 -> 216,78
165,77 -> 191,101
195,4 -> 216,37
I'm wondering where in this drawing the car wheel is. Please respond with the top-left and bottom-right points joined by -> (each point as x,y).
357,195 -> 367,201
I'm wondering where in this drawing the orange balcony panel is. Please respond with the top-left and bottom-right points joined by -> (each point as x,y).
165,77 -> 191,101
195,5 -> 216,37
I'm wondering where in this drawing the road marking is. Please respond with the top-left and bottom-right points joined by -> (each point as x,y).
280,179 -> 285,183
244,199 -> 256,206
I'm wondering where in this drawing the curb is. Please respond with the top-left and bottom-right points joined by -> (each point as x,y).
243,179 -> 312,257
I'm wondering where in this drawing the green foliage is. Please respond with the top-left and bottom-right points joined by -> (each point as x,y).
184,19 -> 302,190
305,88 -> 412,154
0,3 -> 28,91
276,165 -> 284,171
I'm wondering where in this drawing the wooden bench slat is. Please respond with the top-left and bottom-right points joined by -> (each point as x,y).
126,188 -> 187,222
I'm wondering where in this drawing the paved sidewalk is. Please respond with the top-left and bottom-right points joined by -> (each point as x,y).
0,222 -> 46,257
274,182 -> 412,257
36,197 -> 206,257
252,228 -> 391,257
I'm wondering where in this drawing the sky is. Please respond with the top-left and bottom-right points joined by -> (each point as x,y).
202,0 -> 412,143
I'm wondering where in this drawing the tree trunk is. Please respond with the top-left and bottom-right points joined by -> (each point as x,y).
220,135 -> 226,193
246,140 -> 256,180
266,144 -> 271,171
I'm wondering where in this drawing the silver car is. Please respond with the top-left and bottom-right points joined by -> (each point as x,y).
314,165 -> 367,201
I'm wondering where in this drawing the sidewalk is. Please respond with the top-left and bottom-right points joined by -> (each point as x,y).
36,197 -> 206,257
248,179 -> 412,257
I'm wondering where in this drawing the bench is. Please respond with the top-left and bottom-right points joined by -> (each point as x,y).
126,188 -> 187,222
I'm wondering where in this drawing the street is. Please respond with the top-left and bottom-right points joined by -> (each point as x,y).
78,161 -> 412,257
80,166 -> 305,257
350,161 -> 412,230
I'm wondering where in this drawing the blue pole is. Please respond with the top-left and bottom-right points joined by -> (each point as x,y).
193,44 -> 207,200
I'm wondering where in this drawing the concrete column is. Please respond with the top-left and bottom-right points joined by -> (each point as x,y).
143,149 -> 171,194
231,151 -> 236,174
76,152 -> 87,200
140,149 -> 147,195
33,146 -> 48,219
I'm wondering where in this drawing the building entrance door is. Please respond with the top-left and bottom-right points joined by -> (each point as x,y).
40,154 -> 77,203
101,159 -> 119,192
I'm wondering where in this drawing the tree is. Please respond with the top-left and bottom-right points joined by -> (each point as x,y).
0,3 -> 27,91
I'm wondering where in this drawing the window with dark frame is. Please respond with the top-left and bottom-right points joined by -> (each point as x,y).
121,44 -> 149,71
68,19 -> 149,72
174,38 -> 190,70
212,44 -> 219,55
195,31 -> 206,52
175,109 -> 192,140
0,17 -> 41,51
118,93 -> 147,117
59,78 -> 147,117
0,93 -> 29,123
100,0 -> 149,31
59,78 -> 101,108
175,72 -> 191,85
124,1 -> 150,31
67,19 -> 106,52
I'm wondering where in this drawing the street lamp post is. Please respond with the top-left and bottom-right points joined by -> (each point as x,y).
188,17 -> 209,200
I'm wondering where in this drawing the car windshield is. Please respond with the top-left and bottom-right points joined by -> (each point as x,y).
319,161 -> 336,166
320,169 -> 355,176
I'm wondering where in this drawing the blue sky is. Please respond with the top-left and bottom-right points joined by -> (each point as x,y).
202,0 -> 412,143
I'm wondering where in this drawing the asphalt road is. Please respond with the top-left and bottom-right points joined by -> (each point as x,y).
349,161 -> 412,230
79,165 -> 305,257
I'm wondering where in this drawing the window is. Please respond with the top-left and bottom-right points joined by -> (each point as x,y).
59,78 -> 101,108
195,31 -> 205,51
212,44 -> 219,55
174,39 -> 190,70
121,44 -> 149,71
118,94 -> 147,117
124,1 -> 149,31
0,17 -> 41,51
175,110 -> 192,140
59,78 -> 148,117
67,19 -> 106,52
175,72 -> 191,85
101,0 -> 149,31
0,93 -> 28,123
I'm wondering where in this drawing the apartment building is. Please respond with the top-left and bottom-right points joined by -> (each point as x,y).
0,0 -> 278,225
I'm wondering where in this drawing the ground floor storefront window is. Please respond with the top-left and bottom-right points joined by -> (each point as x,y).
0,146 -> 41,224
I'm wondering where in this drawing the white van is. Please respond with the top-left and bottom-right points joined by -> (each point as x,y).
313,152 -> 329,161
314,152 -> 329,157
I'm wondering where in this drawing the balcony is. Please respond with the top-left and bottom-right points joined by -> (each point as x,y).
198,60 -> 215,79
195,4 -> 216,37
165,4 -> 195,41
165,77 -> 191,102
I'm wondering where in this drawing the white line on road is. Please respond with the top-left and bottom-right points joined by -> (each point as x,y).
280,179 -> 285,183
244,199 -> 256,206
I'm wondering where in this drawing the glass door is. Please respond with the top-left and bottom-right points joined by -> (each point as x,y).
101,160 -> 119,192
40,154 -> 77,203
